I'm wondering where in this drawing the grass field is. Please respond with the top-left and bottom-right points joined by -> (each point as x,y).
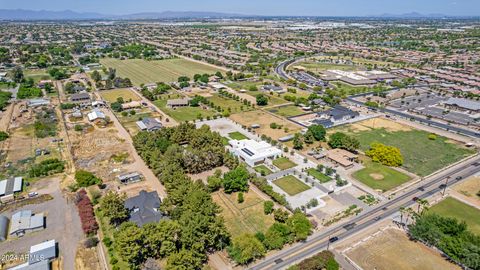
346,228 -> 459,270
207,94 -> 250,113
24,69 -> 51,83
352,160 -> 411,192
254,165 -> 273,175
228,131 -> 248,140
273,175 -> 311,196
100,58 -> 220,85
153,99 -> 217,122
212,190 -> 275,236
307,168 -> 332,183
429,197 -> 480,235
268,105 -> 305,118
99,88 -> 141,103
273,157 -> 297,170
334,121 -> 475,176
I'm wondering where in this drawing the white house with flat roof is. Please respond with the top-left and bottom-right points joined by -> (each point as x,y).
229,139 -> 282,167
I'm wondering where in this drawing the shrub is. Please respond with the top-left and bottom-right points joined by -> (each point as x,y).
75,189 -> 98,235
75,170 -> 102,187
238,192 -> 244,203
366,143 -> 403,167
264,201 -> 274,215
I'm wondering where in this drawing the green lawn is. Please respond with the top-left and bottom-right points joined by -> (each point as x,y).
273,157 -> 297,170
228,131 -> 248,140
100,58 -> 220,85
24,69 -> 52,83
307,168 -> 332,183
268,105 -> 305,118
429,197 -> 480,235
273,175 -> 311,196
254,165 -> 273,175
153,99 -> 217,122
352,160 -> 412,192
99,88 -> 141,103
336,127 -> 475,177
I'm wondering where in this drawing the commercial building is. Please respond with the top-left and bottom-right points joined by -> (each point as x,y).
444,97 -> 480,113
229,139 -> 282,167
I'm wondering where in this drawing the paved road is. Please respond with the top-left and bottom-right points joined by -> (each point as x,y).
248,156 -> 480,270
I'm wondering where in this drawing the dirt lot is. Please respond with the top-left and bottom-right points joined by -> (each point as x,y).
452,176 -> 480,207
336,117 -> 412,133
229,110 -> 302,140
75,246 -> 101,270
345,228 -> 459,270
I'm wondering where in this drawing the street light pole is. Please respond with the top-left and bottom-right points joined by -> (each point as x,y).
442,176 -> 450,196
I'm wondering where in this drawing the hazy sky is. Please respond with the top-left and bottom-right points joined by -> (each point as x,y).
0,0 -> 479,16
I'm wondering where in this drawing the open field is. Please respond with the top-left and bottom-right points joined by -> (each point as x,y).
272,157 -> 297,170
346,228 -> 460,270
254,165 -> 273,175
228,131 -> 248,140
229,110 -> 302,140
429,197 -> 480,235
333,118 -> 475,176
207,94 -> 250,114
307,168 -> 332,183
100,58 -> 220,85
153,99 -> 217,122
244,91 -> 288,107
99,88 -> 141,103
273,175 -> 310,196
291,61 -> 357,72
268,105 -> 305,118
225,81 -> 264,91
212,190 -> 274,236
352,160 -> 412,192
452,177 -> 480,206
24,69 -> 52,83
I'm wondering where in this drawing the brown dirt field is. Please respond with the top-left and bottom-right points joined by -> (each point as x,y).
6,125 -> 34,163
453,177 -> 480,206
347,117 -> 412,133
229,110 -> 302,140
75,246 -> 101,270
346,228 -> 460,270
370,173 -> 384,180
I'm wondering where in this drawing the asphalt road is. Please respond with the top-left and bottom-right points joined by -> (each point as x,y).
248,156 -> 480,270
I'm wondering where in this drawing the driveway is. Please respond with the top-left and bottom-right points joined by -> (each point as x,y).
0,178 -> 83,269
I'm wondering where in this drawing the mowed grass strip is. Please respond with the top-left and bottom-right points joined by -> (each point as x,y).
307,168 -> 332,183
153,99 -> 216,122
338,127 -> 475,177
273,175 -> 311,196
100,58 -> 220,85
352,160 -> 411,192
429,197 -> 480,235
99,88 -> 141,103
268,105 -> 305,118
273,157 -> 297,170
254,165 -> 273,175
228,131 -> 248,140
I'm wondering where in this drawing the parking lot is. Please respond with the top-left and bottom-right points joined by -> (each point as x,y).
0,178 -> 83,269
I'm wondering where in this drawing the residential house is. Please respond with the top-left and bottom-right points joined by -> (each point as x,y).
229,139 -> 282,167
124,190 -> 166,227
325,149 -> 358,168
166,99 -> 189,108
136,118 -> 162,132
87,109 -> 106,122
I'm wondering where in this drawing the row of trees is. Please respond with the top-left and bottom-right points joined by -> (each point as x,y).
328,132 -> 360,152
292,124 -> 327,150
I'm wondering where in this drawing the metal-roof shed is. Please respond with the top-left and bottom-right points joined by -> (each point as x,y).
0,215 -> 9,242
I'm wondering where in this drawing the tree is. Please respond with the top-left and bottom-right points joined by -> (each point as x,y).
11,66 -> 24,83
228,234 -> 266,264
328,132 -> 360,152
273,209 -> 290,223
99,191 -> 129,226
207,175 -> 223,192
238,192 -> 244,203
307,125 -> 326,141
91,70 -> 101,82
0,131 -> 8,141
293,133 -> 303,150
304,131 -> 314,145
287,212 -> 312,241
114,222 -> 146,266
264,222 -> 291,250
110,102 -> 123,112
75,170 -> 102,187
256,94 -> 268,106
264,201 -> 274,215
223,166 -> 250,193
166,249 -> 204,270
365,143 -> 403,167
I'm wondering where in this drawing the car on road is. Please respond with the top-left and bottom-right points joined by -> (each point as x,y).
274,259 -> 283,264
329,236 -> 339,243
412,197 -> 419,201
418,186 -> 425,191
455,176 -> 463,180
28,192 -> 39,197
374,216 -> 382,221
439,184 -> 447,189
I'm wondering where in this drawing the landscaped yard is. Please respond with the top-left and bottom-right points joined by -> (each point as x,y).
228,131 -> 248,140
334,120 -> 475,176
212,190 -> 275,236
268,105 -> 306,118
273,175 -> 311,196
429,197 -> 480,235
272,157 -> 297,170
99,88 -> 141,103
352,160 -> 411,192
254,165 -> 273,175
307,168 -> 332,183
100,58 -> 220,85
153,99 -> 217,122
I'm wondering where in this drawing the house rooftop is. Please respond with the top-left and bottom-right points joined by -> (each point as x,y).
125,190 -> 166,227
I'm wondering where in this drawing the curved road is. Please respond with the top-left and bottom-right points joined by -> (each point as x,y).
248,155 -> 480,270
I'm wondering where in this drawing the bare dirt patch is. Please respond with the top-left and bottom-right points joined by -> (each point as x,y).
75,246 -> 101,270
452,177 -> 480,207
229,110 -> 302,140
370,173 -> 384,180
348,117 -> 412,133
346,228 -> 460,270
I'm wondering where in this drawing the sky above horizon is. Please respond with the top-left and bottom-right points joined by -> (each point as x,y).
0,0 -> 479,16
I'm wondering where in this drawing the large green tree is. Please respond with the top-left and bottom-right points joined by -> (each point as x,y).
223,166 -> 250,193
99,191 -> 129,226
228,234 -> 266,264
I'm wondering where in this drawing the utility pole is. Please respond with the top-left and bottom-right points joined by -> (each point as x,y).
442,176 -> 450,196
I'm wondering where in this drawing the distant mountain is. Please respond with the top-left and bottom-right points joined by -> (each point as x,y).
374,12 -> 449,18
0,9 -> 248,20
117,11 -> 248,20
0,9 -> 106,20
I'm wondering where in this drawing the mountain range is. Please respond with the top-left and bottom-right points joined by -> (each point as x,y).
0,9 -> 463,21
